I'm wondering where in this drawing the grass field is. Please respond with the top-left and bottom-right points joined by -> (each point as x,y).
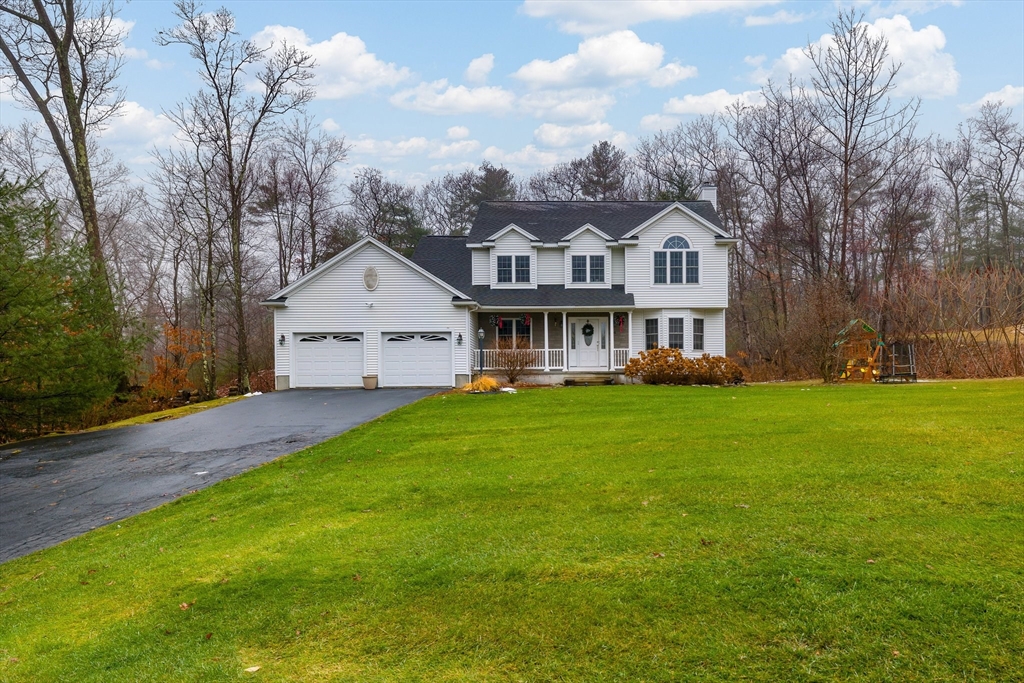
1,380 -> 1022,681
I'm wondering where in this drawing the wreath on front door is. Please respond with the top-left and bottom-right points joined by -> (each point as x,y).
581,323 -> 594,337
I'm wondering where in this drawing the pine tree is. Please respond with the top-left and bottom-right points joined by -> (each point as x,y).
0,176 -> 125,438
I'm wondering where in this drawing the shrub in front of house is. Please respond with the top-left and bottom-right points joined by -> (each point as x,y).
624,348 -> 745,385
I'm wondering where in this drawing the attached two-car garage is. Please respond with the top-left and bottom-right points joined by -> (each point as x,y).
264,238 -> 471,391
292,331 -> 453,388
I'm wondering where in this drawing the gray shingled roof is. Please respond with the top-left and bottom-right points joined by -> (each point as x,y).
411,236 -> 636,308
465,284 -> 633,308
466,201 -> 725,243
410,235 -> 473,294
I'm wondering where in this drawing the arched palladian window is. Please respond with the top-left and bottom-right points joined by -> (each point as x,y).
653,235 -> 699,284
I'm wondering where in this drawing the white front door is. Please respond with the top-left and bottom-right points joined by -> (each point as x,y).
568,317 -> 607,369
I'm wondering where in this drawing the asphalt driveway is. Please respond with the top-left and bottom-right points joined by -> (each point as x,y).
0,389 -> 435,563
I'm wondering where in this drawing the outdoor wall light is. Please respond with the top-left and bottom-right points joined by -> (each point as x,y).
456,333 -> 463,346
278,334 -> 286,346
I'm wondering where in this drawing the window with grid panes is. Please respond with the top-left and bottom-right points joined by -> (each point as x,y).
668,318 -> 685,349
645,319 -> 659,349
496,255 -> 512,283
571,255 -> 587,282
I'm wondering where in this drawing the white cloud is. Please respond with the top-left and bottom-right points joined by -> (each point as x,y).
518,90 -> 616,122
447,125 -> 470,140
650,62 -> 699,87
123,46 -> 148,60
744,10 -> 809,26
390,79 -> 516,115
252,25 -> 409,98
145,59 -> 174,70
465,54 -> 495,84
640,113 -> 681,131
535,121 -> 615,147
663,89 -> 764,115
349,133 -> 482,161
322,118 -> 341,132
751,14 -> 959,99
959,85 -> 1024,113
512,31 -> 696,89
520,0 -> 780,34
481,143 -> 567,169
350,135 -> 432,159
430,139 -> 481,158
429,161 -> 477,173
98,100 -> 177,150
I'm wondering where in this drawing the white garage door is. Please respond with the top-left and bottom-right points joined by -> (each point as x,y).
293,334 -> 363,387
382,333 -> 452,387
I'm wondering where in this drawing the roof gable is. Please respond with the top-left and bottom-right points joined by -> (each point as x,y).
468,201 -> 726,244
480,222 -> 541,245
264,237 -> 470,305
621,203 -> 731,240
559,223 -> 614,244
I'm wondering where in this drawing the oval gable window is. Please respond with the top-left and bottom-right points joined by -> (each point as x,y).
363,266 -> 379,291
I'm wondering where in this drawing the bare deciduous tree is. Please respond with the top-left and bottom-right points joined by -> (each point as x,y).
157,0 -> 315,392
0,0 -> 127,283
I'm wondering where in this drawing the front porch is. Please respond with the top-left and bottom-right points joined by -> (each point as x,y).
472,311 -> 633,375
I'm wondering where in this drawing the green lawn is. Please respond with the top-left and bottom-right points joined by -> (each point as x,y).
1,380 -> 1022,682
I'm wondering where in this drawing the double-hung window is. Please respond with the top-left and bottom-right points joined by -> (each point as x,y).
692,318 -> 704,351
497,254 -> 530,284
668,318 -> 685,349
589,255 -> 605,283
645,319 -> 659,350
571,255 -> 587,283
496,255 -> 513,283
515,255 -> 531,283
654,236 -> 698,285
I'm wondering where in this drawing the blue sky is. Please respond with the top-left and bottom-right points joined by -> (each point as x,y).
3,0 -> 1022,185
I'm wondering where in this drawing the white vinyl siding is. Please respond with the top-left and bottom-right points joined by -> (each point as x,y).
537,249 -> 563,284
624,210 -> 729,308
472,249 -> 489,285
564,229 -> 610,288
273,242 -> 469,381
611,249 -> 625,284
491,231 -> 537,289
629,308 -> 725,358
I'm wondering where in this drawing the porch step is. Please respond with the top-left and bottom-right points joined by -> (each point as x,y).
564,375 -> 615,386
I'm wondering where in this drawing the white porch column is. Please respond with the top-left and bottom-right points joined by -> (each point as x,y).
608,311 -> 614,370
543,311 -> 549,371
562,311 -> 568,371
627,311 -> 633,360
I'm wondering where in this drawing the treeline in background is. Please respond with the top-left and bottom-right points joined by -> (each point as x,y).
1,5 -> 1020,440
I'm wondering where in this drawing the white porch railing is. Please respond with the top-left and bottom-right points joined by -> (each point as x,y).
480,348 -> 546,370
477,347 -> 628,371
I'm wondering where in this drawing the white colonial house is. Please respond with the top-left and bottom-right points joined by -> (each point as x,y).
261,188 -> 737,389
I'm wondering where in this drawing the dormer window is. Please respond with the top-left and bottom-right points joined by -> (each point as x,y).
497,254 -> 530,283
571,255 -> 605,283
654,236 -> 699,284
